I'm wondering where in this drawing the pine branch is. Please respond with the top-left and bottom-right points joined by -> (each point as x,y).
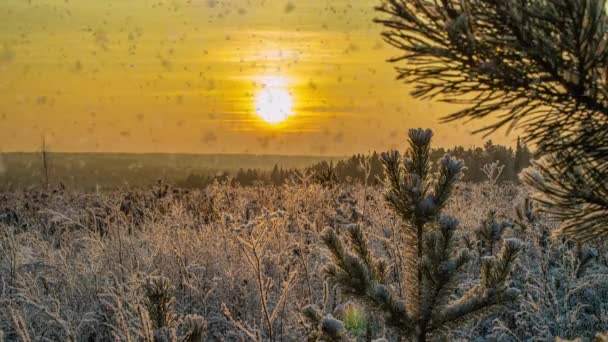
321,227 -> 415,334
523,155 -> 608,242
420,216 -> 471,326
302,305 -> 351,342
347,224 -> 387,283
475,211 -> 513,257
433,155 -> 466,212
431,239 -> 522,330
376,0 -> 608,155
406,128 -> 434,183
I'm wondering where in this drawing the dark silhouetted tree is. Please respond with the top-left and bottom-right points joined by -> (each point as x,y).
514,137 -> 533,176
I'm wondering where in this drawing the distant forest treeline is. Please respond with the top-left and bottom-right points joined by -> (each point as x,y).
0,153 -> 339,190
179,138 -> 533,187
0,140 -> 532,190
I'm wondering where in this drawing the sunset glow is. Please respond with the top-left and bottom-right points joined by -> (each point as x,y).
0,0 -> 515,155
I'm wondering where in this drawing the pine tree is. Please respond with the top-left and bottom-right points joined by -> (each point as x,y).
271,164 -> 282,185
514,137 -> 523,175
306,129 -> 522,341
375,0 -> 608,242
314,161 -> 338,187
514,137 -> 533,178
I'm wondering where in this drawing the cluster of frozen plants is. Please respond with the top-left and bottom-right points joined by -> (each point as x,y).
0,129 -> 606,341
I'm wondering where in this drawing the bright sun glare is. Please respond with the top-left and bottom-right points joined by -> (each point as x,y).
254,76 -> 294,124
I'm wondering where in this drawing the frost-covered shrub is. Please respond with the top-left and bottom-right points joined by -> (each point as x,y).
480,205 -> 608,341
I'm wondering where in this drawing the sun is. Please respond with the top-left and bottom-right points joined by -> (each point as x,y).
255,88 -> 293,124
254,76 -> 294,124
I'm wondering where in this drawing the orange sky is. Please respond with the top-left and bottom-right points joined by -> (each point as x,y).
0,0 -> 516,155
